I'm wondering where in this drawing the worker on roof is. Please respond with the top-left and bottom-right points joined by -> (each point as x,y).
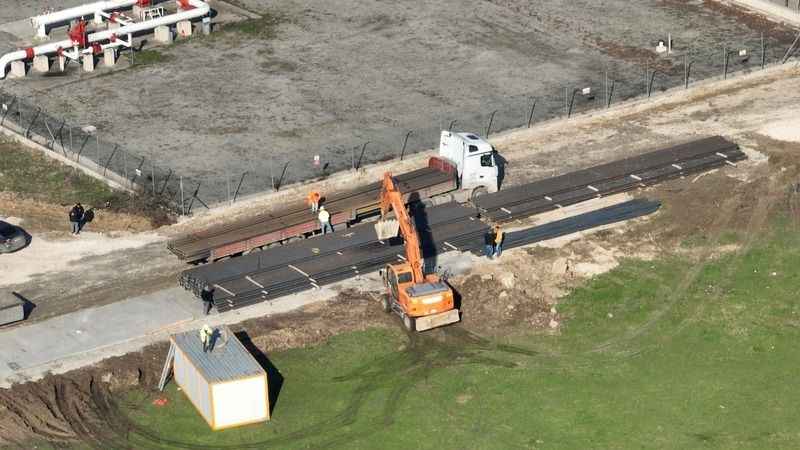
200,324 -> 213,353
318,205 -> 333,234
307,190 -> 321,213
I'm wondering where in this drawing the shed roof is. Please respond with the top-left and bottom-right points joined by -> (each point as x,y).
172,326 -> 265,384
0,291 -> 23,311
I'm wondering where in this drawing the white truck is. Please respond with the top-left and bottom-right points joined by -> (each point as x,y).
437,130 -> 500,201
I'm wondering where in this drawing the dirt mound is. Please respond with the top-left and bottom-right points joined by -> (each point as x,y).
0,342 -> 167,448
0,192 -> 155,234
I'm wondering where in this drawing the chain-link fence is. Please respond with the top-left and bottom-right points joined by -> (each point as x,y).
1,31 -> 797,214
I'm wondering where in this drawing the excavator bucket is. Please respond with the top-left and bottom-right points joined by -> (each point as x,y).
374,218 -> 400,240
415,309 -> 461,332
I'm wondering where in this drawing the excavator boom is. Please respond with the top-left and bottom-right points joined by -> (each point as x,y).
377,173 -> 425,282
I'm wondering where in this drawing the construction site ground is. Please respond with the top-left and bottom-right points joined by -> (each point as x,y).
1,58 -> 799,447
0,0 -> 796,203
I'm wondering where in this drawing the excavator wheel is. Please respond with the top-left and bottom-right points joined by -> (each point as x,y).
403,314 -> 416,332
380,295 -> 391,313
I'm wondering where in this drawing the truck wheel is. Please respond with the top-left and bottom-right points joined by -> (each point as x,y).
380,295 -> 391,313
403,314 -> 415,332
471,186 -> 488,201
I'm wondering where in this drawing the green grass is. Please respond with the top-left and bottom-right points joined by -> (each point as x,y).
117,221 -> 800,449
131,49 -> 174,66
0,140 -> 122,206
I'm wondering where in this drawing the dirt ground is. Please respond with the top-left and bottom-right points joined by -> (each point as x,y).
0,0 -> 795,203
3,139 -> 797,447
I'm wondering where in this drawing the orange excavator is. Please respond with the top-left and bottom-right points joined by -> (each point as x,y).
375,172 -> 460,332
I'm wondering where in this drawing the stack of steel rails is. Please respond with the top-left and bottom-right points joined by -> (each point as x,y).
474,136 -> 743,222
168,164 -> 456,262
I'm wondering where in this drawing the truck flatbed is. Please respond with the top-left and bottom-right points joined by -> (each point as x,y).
167,160 -> 457,262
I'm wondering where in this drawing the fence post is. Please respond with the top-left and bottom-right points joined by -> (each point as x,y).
159,168 -> 172,195
103,144 -> 118,176
151,161 -> 156,194
448,120 -> 457,131
723,46 -> 728,79
233,172 -> 246,203
270,157 -> 275,190
485,110 -> 497,137
69,126 -> 73,153
179,176 -> 185,215
527,98 -> 536,127
227,174 -> 231,204
0,96 -> 16,126
356,141 -> 369,170
684,55 -> 689,88
25,107 -> 41,138
400,130 -> 412,160
123,150 -> 127,181
606,80 -> 615,108
761,32 -> 765,69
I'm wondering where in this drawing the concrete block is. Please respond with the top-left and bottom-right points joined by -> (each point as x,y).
154,25 -> 173,43
32,55 -> 50,73
82,55 -> 96,72
9,61 -> 26,78
177,20 -> 192,37
104,48 -> 116,67
55,55 -> 67,72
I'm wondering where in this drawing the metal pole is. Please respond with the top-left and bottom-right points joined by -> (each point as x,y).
96,135 -> 100,165
564,87 -> 568,116
270,157 -> 274,190
485,110 -> 497,137
124,150 -> 127,181
761,32 -> 765,69
400,130 -> 412,160
152,161 -> 156,194
69,126 -> 73,153
448,120 -> 457,131
227,174 -> 231,204
527,99 -> 536,128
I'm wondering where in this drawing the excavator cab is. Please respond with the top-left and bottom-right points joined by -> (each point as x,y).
376,172 -> 460,332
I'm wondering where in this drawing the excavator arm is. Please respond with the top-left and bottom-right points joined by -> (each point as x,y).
378,172 -> 425,283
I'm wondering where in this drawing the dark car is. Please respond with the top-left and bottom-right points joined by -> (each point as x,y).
0,221 -> 27,253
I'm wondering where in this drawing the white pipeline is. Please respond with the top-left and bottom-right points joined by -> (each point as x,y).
1,0 -> 209,79
31,0 -> 139,38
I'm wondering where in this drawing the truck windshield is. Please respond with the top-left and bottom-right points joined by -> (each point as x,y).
480,153 -> 494,167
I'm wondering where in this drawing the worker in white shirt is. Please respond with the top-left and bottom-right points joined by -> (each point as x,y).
318,206 -> 333,234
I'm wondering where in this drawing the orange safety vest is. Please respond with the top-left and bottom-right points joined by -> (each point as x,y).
307,191 -> 321,205
494,229 -> 504,245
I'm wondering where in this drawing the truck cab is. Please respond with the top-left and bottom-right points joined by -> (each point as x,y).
438,131 -> 499,199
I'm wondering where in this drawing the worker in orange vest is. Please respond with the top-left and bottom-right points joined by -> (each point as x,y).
307,190 -> 321,213
493,224 -> 505,258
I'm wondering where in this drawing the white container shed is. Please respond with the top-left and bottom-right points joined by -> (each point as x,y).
165,326 -> 270,430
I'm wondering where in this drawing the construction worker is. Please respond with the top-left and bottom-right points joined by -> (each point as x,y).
484,228 -> 495,259
69,203 -> 84,235
307,190 -> 321,213
200,324 -> 213,353
318,205 -> 333,234
201,284 -> 214,315
493,224 -> 505,258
